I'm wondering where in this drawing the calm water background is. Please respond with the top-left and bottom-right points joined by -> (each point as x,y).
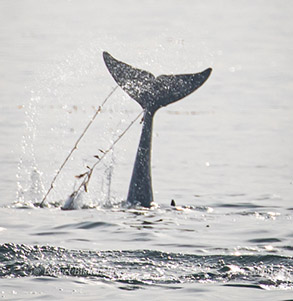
0,0 -> 292,300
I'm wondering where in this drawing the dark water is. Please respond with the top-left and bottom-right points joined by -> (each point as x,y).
1,0 -> 293,299
1,242 -> 292,288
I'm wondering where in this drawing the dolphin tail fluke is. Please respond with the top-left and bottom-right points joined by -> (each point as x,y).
103,51 -> 212,112
103,51 -> 212,208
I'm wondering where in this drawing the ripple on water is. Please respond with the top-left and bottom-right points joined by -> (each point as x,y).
53,221 -> 117,230
248,238 -> 282,244
0,243 -> 292,290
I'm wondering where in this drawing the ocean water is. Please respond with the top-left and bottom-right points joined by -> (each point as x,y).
0,0 -> 293,300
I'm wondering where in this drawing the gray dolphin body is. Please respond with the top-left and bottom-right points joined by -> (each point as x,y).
103,52 -> 212,207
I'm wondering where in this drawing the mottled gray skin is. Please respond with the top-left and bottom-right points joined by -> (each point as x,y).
127,109 -> 155,207
103,52 -> 212,207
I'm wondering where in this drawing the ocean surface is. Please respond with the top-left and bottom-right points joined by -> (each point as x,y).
0,0 -> 293,300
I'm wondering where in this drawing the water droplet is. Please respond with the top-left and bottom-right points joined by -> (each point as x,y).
265,245 -> 274,251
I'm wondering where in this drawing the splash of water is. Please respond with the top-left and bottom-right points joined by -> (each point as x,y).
15,46 -> 139,209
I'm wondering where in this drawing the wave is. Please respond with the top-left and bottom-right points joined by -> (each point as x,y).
0,243 -> 292,290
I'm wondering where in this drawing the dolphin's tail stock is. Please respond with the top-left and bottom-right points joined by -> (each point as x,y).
103,51 -> 212,113
103,51 -> 212,207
